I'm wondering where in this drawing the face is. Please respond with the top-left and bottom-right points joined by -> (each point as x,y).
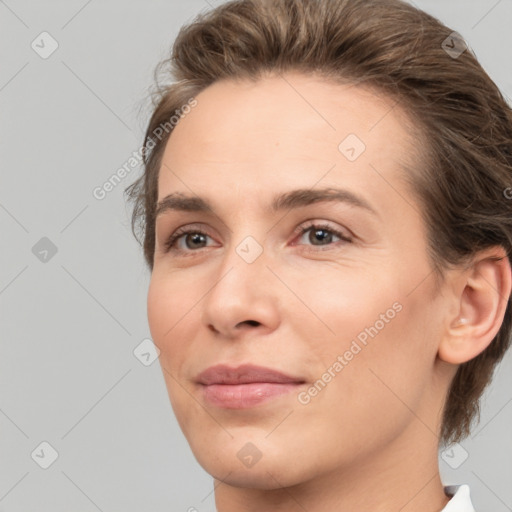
148,73 -> 451,489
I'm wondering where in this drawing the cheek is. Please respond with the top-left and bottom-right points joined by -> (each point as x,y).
147,274 -> 200,426
295,263 -> 437,404
284,263 -> 399,344
147,276 -> 171,347
147,273 -> 194,365
328,288 -> 437,428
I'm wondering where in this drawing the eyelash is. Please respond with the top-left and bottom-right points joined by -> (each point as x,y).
163,221 -> 353,256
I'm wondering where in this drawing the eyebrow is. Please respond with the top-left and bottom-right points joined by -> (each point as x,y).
155,187 -> 378,218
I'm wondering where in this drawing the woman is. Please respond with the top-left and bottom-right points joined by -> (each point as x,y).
125,0 -> 512,510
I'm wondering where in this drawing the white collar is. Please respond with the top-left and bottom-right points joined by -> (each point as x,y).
441,485 -> 475,511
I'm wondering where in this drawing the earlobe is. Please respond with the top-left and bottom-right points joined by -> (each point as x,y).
437,247 -> 512,365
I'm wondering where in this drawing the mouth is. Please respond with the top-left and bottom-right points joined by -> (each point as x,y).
196,363 -> 306,409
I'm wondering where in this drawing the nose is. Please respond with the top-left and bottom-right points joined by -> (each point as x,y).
200,242 -> 281,339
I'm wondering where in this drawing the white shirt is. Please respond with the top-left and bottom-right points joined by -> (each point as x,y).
441,485 -> 475,511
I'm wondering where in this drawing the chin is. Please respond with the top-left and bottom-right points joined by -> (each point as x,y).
189,437 -> 312,490
205,459 -> 307,490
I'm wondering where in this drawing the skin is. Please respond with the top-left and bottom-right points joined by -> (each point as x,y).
147,72 -> 511,511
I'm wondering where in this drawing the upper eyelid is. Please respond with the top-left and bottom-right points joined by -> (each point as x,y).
167,219 -> 348,237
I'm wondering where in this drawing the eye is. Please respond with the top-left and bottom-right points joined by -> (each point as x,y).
163,221 -> 353,256
292,222 -> 353,250
163,226 -> 214,254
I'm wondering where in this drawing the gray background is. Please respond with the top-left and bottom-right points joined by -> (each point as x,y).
1,1 -> 511,510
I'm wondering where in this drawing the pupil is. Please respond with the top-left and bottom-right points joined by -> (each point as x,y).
312,229 -> 330,245
188,233 -> 205,248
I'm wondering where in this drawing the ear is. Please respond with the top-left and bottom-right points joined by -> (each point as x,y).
438,246 -> 511,365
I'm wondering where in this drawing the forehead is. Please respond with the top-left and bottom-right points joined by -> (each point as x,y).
157,72 -> 418,215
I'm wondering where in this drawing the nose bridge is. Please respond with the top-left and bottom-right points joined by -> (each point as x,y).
217,208 -> 271,276
200,225 -> 280,334
210,230 -> 269,301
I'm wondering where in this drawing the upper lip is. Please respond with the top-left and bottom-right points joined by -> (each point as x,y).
196,364 -> 305,385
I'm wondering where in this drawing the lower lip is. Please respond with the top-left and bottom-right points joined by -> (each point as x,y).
201,382 -> 303,408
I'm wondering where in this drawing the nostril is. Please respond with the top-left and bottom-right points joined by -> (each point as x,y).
239,320 -> 260,327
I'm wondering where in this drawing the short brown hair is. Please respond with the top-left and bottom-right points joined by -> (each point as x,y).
125,0 -> 512,446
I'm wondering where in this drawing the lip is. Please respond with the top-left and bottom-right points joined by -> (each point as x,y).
197,364 -> 306,409
197,364 -> 305,385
